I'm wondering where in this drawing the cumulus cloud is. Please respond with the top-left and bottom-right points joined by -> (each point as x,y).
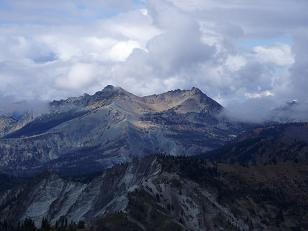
0,0 -> 307,121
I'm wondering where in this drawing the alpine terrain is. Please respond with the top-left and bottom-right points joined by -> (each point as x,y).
0,85 -> 243,176
0,87 -> 307,231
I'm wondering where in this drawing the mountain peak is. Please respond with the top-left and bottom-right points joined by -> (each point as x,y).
49,85 -> 127,109
100,85 -> 132,95
103,85 -> 117,91
190,87 -> 204,95
95,85 -> 133,98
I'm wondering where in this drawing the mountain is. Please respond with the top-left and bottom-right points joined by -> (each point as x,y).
205,123 -> 308,165
0,172 -> 21,192
0,115 -> 16,137
0,112 -> 34,137
270,100 -> 308,123
0,85 -> 244,176
1,154 -> 307,230
0,115 -> 307,230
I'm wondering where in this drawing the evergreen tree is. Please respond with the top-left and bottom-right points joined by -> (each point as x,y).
20,218 -> 36,231
77,221 -> 85,229
41,217 -> 51,231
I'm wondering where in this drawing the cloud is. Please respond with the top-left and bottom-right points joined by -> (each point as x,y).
109,40 -> 142,61
253,44 -> 294,66
0,0 -> 307,122
225,55 -> 247,72
0,95 -> 48,116
288,31 -> 308,102
55,63 -> 96,90
0,0 -> 140,25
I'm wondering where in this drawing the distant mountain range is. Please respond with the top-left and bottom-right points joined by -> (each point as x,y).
204,122 -> 308,165
0,85 -> 245,176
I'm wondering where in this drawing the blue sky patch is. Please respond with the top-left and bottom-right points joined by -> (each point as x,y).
239,36 -> 293,48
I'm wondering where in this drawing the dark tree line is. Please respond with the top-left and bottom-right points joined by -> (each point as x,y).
0,217 -> 86,231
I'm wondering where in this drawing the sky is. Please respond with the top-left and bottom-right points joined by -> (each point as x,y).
0,0 -> 308,121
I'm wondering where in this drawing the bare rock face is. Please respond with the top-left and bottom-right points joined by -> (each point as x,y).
0,115 -> 16,137
0,86 -> 244,176
1,154 -> 307,230
0,112 -> 34,137
0,157 -> 242,230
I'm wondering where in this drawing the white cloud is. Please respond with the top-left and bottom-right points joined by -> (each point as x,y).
253,44 -> 294,66
245,90 -> 274,99
0,0 -> 308,121
55,63 -> 96,90
109,40 -> 141,61
140,9 -> 148,16
225,55 -> 247,72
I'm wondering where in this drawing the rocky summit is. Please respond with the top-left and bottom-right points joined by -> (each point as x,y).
0,86 -> 243,176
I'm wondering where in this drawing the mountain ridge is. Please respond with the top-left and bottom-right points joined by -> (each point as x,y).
49,85 -> 222,115
0,86 -> 243,176
203,122 -> 308,165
